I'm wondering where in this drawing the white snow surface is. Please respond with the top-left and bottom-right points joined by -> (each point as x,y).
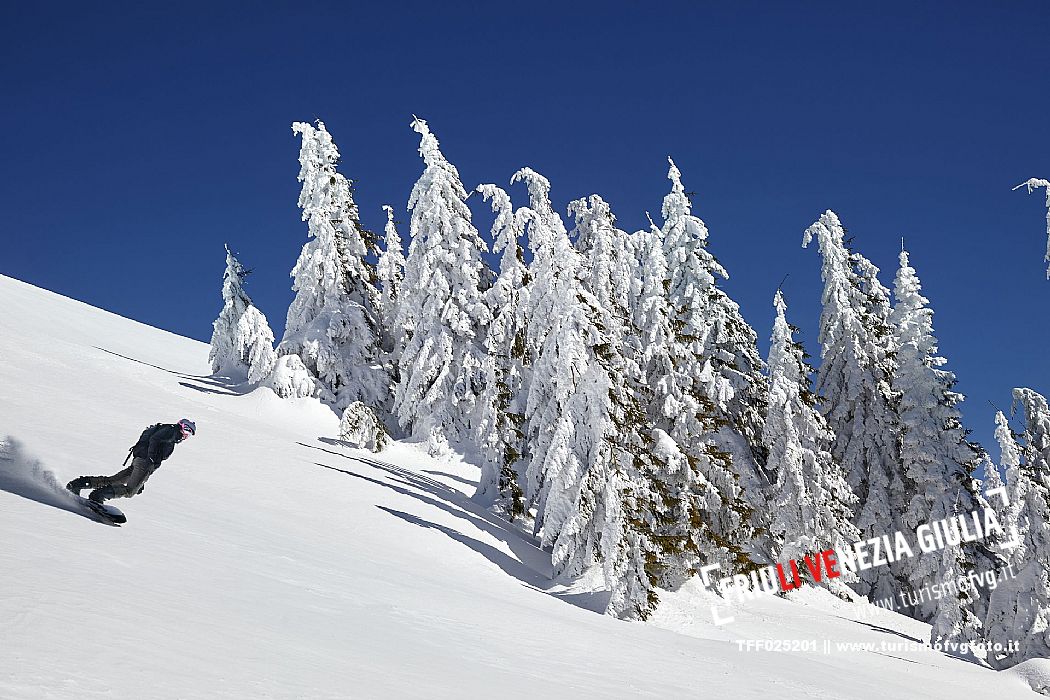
0,273 -> 1040,698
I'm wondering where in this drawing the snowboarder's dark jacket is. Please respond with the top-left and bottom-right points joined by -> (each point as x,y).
131,424 -> 183,465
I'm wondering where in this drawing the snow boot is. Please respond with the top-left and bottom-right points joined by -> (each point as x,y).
66,477 -> 89,496
87,488 -> 112,504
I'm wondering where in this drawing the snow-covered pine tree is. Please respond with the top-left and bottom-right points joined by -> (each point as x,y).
264,354 -> 324,400
662,159 -> 767,451
980,450 -> 1010,569
994,410 -> 1026,549
279,120 -> 388,412
339,401 -> 389,453
802,211 -> 907,604
513,167 -> 597,538
392,118 -> 492,453
985,388 -> 1050,669
982,453 -> 1006,502
209,244 -> 278,384
561,331 -> 670,621
763,290 -> 860,570
509,179 -> 672,618
1013,178 -> 1050,278
522,193 -> 673,619
568,194 -> 634,333
891,248 -> 997,634
620,220 -> 728,597
473,184 -> 529,518
376,204 -> 406,353
632,220 -> 683,426
659,158 -> 770,570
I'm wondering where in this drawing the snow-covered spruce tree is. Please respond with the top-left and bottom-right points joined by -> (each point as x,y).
264,354 -> 323,400
511,176 -> 670,620
543,194 -> 649,609
473,184 -> 529,518
339,401 -> 389,453
1013,178 -> 1050,278
568,194 -> 634,332
891,248 -> 997,634
802,211 -> 908,604
994,410 -> 1026,550
376,205 -> 406,354
279,120 -> 387,412
980,449 -> 1010,558
662,159 -> 767,451
513,167 -> 596,536
763,290 -> 859,572
622,220 -> 730,594
985,389 -> 1050,669
659,158 -> 770,570
632,221 -> 682,424
392,118 -> 492,454
209,244 -> 277,384
560,336 -> 676,621
511,190 -> 672,619
546,329 -> 625,579
982,453 -> 1006,503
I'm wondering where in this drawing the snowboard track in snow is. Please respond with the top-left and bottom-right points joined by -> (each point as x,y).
0,437 -> 110,524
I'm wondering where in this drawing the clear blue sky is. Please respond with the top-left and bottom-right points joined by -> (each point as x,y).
2,1 -> 1047,456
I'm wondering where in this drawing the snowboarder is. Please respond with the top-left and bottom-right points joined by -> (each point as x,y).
67,419 -> 196,504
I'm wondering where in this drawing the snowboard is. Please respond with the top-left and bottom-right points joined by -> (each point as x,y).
80,497 -> 127,525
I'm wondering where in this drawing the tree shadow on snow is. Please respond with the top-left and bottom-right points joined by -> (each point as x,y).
834,616 -> 984,665
317,437 -> 366,451
853,621 -> 922,644
377,506 -> 549,585
177,381 -> 247,397
298,441 -> 612,614
0,437 -> 110,524
93,346 -> 249,396
421,469 -> 477,489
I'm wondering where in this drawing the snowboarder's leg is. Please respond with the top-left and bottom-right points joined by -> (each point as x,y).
67,467 -> 132,496
89,458 -> 156,502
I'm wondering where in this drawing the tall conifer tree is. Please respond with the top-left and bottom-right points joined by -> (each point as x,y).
473,184 -> 529,517
985,389 -> 1050,668
514,168 -> 595,537
891,249 -> 994,633
281,120 -> 387,411
659,158 -> 770,568
376,204 -> 406,354
803,211 -> 907,603
209,245 -> 277,385
393,118 -> 492,453
763,290 -> 859,568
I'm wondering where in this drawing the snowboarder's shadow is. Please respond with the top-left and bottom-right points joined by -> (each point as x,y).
299,441 -> 609,612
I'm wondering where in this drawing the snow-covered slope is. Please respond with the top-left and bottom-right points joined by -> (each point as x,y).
0,273 -> 1040,699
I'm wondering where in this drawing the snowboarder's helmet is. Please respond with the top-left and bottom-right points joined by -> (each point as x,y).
178,419 -> 196,438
